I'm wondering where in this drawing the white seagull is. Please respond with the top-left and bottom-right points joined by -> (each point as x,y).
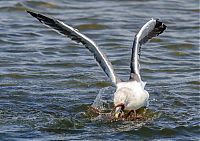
26,10 -> 166,119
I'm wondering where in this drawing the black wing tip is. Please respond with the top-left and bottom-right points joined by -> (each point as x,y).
26,10 -> 42,23
26,10 -> 56,25
26,10 -> 38,18
155,19 -> 167,35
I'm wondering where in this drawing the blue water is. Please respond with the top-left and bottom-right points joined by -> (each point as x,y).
0,0 -> 199,140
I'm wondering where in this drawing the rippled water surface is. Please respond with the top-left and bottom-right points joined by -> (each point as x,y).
0,0 -> 199,140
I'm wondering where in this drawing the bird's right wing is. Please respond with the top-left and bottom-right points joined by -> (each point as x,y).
26,10 -> 121,85
130,19 -> 166,81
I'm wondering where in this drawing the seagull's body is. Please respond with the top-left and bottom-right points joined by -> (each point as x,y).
114,81 -> 149,111
27,10 -> 166,118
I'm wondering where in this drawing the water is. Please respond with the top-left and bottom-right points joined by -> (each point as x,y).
0,0 -> 199,140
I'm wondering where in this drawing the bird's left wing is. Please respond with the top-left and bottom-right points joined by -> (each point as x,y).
26,10 -> 121,85
130,19 -> 166,81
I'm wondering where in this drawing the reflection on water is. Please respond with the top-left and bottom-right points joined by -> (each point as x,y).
0,0 -> 199,140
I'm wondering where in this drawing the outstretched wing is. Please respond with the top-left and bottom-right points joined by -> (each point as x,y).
26,10 -> 121,85
130,19 -> 166,81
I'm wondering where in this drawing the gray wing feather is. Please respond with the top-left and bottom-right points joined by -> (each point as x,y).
130,19 -> 166,81
27,10 -> 121,85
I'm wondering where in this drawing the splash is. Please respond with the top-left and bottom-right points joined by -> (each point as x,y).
91,86 -> 115,112
86,86 -> 162,124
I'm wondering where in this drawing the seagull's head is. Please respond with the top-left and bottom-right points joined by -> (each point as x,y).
114,104 -> 125,118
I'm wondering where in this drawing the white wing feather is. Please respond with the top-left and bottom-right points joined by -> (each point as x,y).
27,10 -> 121,85
130,19 -> 166,81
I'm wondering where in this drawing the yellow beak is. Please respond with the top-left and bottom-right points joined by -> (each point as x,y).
115,112 -> 121,119
114,106 -> 124,118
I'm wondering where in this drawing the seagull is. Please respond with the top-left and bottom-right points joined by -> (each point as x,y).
26,10 -> 166,119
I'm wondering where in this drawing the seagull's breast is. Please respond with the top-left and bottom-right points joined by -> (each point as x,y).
114,81 -> 149,110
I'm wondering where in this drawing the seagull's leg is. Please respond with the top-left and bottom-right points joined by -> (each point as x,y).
133,110 -> 137,119
126,110 -> 135,119
134,110 -> 143,119
127,110 -> 142,120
